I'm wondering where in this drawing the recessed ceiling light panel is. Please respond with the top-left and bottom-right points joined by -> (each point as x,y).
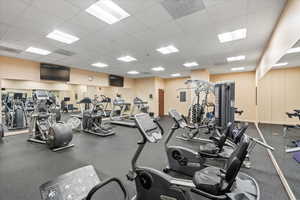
272,62 -> 288,67
127,70 -> 139,74
231,67 -> 245,71
227,55 -> 246,62
117,56 -> 137,62
152,66 -> 165,71
157,45 -> 179,55
218,28 -> 247,43
25,47 -> 51,55
46,30 -> 79,44
286,47 -> 300,54
183,62 -> 198,67
92,62 -> 108,68
171,73 -> 181,77
86,0 -> 130,24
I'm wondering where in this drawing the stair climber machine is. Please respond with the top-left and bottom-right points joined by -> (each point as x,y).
68,97 -> 115,137
39,113 -> 260,200
166,109 -> 274,174
110,95 -> 136,127
3,93 -> 28,130
28,90 -> 74,151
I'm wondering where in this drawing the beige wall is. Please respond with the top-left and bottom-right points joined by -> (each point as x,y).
258,67 -> 300,125
164,77 -> 191,116
211,72 -> 257,122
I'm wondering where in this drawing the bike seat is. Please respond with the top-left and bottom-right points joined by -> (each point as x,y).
199,143 -> 219,155
193,166 -> 223,195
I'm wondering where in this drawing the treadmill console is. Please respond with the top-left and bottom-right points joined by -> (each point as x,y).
39,165 -> 100,200
169,109 -> 187,128
133,97 -> 147,105
134,113 -> 162,143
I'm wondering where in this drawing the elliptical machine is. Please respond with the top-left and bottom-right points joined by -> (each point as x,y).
28,90 -> 74,151
69,97 -> 115,137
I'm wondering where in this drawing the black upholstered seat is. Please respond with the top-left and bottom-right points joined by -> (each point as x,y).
193,136 -> 250,195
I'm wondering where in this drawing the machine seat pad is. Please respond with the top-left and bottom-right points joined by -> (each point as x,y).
193,166 -> 221,195
218,146 -> 234,158
199,143 -> 219,154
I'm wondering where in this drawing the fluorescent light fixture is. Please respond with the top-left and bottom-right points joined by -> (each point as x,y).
171,73 -> 181,77
127,70 -> 139,75
183,62 -> 198,67
117,56 -> 137,62
227,55 -> 245,62
152,66 -> 165,71
156,45 -> 179,55
218,28 -> 247,43
25,47 -> 51,55
272,62 -> 288,67
92,62 -> 108,68
286,47 -> 300,54
85,0 -> 130,24
46,30 -> 79,44
231,67 -> 245,71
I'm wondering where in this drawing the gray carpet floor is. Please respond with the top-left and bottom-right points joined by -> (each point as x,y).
0,115 -> 290,200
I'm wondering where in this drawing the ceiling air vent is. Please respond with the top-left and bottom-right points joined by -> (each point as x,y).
53,49 -> 76,56
141,72 -> 152,75
0,45 -> 22,54
161,0 -> 205,20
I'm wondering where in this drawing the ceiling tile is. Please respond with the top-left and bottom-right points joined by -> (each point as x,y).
0,0 -> 29,24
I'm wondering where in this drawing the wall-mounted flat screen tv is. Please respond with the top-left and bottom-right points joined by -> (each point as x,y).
40,63 -> 70,82
109,75 -> 124,87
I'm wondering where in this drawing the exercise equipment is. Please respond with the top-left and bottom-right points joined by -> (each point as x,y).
0,123 -> 4,138
3,93 -> 28,130
130,97 -> 150,116
165,109 -> 242,176
110,95 -> 136,127
99,95 -> 113,117
127,113 -> 260,200
169,109 -> 274,171
39,165 -> 128,200
284,110 -> 300,155
69,97 -> 115,137
28,90 -> 74,151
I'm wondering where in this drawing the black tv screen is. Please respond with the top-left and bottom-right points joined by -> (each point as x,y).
109,75 -> 124,87
40,63 -> 70,82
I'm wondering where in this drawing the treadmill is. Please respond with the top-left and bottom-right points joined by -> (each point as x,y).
109,97 -> 136,127
100,95 -> 112,118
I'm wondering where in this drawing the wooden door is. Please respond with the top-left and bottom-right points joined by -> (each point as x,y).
158,89 -> 164,117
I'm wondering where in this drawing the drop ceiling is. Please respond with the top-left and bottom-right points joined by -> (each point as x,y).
0,0 -> 287,78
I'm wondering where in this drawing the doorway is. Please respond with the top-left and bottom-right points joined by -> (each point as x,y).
158,89 -> 164,117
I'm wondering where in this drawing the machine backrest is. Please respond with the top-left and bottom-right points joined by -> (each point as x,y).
224,136 -> 250,186
231,123 -> 249,144
169,109 -> 187,128
135,113 -> 162,143
217,122 -> 233,151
